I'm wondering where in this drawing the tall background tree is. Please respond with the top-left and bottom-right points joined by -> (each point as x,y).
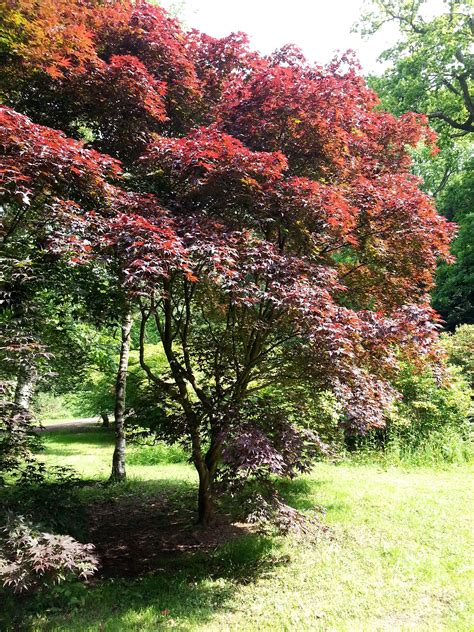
357,0 -> 473,327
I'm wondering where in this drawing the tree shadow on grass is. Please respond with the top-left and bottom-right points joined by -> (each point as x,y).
39,432 -> 114,456
276,475 -> 349,516
2,471 -> 291,631
38,426 -> 114,450
277,476 -> 326,511
73,533 -> 280,630
84,480 -> 282,580
3,426 -> 337,630
3,519 -> 284,632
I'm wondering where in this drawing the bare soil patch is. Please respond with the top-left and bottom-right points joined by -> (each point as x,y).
86,493 -> 252,577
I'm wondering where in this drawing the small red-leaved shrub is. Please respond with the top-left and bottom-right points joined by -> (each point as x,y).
0,514 -> 98,594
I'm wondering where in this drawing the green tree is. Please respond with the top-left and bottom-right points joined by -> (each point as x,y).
432,159 -> 474,327
433,213 -> 474,327
358,0 -> 474,327
359,0 -> 473,137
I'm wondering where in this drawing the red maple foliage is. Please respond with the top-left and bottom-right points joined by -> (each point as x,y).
0,0 -> 454,524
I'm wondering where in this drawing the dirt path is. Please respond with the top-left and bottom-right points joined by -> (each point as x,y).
38,417 -> 100,432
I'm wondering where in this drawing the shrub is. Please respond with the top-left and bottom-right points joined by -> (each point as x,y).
2,466 -> 89,539
127,442 -> 188,465
0,514 -> 98,594
70,344 -> 167,420
382,428 -> 473,467
441,324 -> 474,388
0,389 -> 43,485
350,360 -> 473,465
33,392 -> 77,421
388,363 -> 472,443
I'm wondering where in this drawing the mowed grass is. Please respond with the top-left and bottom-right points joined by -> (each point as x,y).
19,428 -> 474,631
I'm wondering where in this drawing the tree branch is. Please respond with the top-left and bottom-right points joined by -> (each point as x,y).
457,72 -> 474,117
432,162 -> 454,197
428,111 -> 474,133
138,303 -> 179,399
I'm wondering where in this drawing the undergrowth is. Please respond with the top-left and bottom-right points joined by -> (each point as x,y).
346,428 -> 473,468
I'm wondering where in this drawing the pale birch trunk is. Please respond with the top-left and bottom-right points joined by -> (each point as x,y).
14,363 -> 37,411
110,304 -> 132,482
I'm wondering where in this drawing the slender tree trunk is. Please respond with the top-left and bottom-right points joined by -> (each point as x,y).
14,363 -> 37,411
110,304 -> 132,483
189,418 -> 215,526
101,412 -> 110,428
196,436 -> 222,526
197,467 -> 214,526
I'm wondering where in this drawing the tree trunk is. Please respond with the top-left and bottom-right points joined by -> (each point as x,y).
101,412 -> 110,428
14,363 -> 37,411
196,438 -> 222,526
110,305 -> 132,483
197,467 -> 214,526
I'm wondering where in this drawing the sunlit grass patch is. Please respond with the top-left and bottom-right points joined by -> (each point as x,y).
6,426 -> 473,632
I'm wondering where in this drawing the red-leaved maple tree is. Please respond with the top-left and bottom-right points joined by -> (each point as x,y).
0,0 -> 453,523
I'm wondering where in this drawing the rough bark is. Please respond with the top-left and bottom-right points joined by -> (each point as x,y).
14,363 -> 37,411
196,436 -> 222,526
197,467 -> 214,526
110,304 -> 132,483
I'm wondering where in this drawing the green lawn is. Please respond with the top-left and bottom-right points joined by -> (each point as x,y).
10,428 -> 474,631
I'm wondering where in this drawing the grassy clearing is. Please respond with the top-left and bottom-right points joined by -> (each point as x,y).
6,427 -> 474,631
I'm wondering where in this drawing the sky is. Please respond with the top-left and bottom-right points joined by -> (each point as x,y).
160,0 -> 444,75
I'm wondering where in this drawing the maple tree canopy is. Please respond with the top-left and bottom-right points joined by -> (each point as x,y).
0,0 -> 454,522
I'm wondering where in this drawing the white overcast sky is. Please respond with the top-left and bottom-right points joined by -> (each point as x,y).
161,0 -> 445,75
